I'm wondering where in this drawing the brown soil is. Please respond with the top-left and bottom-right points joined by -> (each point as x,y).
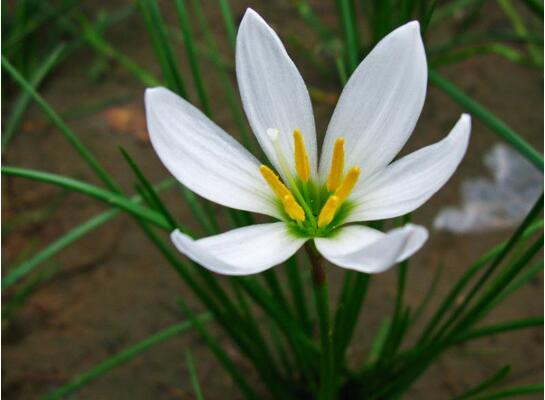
2,1 -> 543,399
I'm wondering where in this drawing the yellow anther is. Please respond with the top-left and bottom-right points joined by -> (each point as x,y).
334,166 -> 360,203
282,195 -> 306,222
293,129 -> 310,182
318,196 -> 339,227
317,166 -> 360,228
259,165 -> 291,198
260,165 -> 306,222
326,138 -> 345,191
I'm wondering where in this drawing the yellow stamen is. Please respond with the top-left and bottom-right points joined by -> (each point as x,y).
334,166 -> 360,203
293,129 -> 310,182
259,165 -> 291,198
326,138 -> 345,191
260,165 -> 306,222
318,196 -> 339,227
282,195 -> 306,222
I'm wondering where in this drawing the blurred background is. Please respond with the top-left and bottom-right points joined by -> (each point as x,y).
2,0 -> 543,398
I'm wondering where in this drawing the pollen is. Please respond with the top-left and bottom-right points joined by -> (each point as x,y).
326,137 -> 345,191
260,165 -> 306,222
282,194 -> 305,222
259,165 -> 291,198
335,166 -> 360,203
317,166 -> 360,228
318,195 -> 339,227
293,129 -> 310,182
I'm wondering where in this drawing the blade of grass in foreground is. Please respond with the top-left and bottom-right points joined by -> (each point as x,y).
174,0 -> 211,116
185,351 -> 205,400
430,195 -> 543,342
1,56 -> 122,192
452,365 -> 511,400
1,166 -> 169,229
2,44 -> 66,152
189,0 -> 255,153
429,69 -> 543,171
453,316 -> 543,345
217,0 -> 237,50
178,300 -> 259,400
2,176 -> 174,291
137,0 -> 187,96
42,313 -> 212,400
472,384 -> 543,400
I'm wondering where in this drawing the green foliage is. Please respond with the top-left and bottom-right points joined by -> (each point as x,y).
2,1 -> 543,399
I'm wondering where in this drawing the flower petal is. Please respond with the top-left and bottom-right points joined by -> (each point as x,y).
314,224 -> 428,274
146,87 -> 280,218
319,21 -> 427,182
348,114 -> 471,222
236,8 -> 317,179
171,223 -> 306,275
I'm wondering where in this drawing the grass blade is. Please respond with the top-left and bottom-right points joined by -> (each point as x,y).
2,166 -> 169,229
137,0 -> 187,96
178,300 -> 259,400
217,0 -> 237,50
453,316 -> 543,344
2,178 -> 175,291
174,0 -> 211,116
472,384 -> 543,400
429,70 -> 543,171
43,314 -> 212,400
452,365 -> 511,400
2,44 -> 66,152
1,56 -> 122,192
185,351 -> 205,400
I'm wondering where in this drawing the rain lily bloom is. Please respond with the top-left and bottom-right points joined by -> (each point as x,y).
145,9 -> 471,276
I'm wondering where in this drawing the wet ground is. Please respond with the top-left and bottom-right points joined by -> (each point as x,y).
2,1 -> 543,399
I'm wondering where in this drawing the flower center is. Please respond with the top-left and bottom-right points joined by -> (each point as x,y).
259,129 -> 360,236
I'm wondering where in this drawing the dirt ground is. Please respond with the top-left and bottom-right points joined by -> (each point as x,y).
2,1 -> 543,399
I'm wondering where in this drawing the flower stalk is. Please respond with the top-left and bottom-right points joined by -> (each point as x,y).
306,243 -> 335,399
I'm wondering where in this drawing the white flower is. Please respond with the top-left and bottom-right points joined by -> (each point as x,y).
145,8 -> 471,276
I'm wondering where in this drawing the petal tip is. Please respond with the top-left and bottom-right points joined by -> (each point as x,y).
239,7 -> 264,31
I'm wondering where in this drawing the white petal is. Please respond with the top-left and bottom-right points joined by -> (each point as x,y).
236,8 -> 317,180
319,21 -> 427,182
145,87 -> 280,218
314,224 -> 428,274
171,223 -> 306,275
348,114 -> 471,222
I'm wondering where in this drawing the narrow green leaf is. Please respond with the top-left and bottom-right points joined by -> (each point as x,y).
78,16 -> 160,86
422,195 -> 543,343
217,0 -> 237,50
337,0 -> 360,72
178,300 -> 259,400
2,166 -> 169,229
2,178 -> 174,291
452,365 -> 511,400
189,0 -> 255,152
453,316 -> 543,344
286,256 -> 312,333
1,56 -> 122,192
2,44 -> 66,152
137,0 -> 187,96
429,70 -> 543,171
174,0 -> 212,116
449,235 -> 543,339
120,148 -> 178,230
43,314 -> 212,400
472,384 -> 543,400
185,351 -> 205,400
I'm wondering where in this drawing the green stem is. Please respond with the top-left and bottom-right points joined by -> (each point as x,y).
306,244 -> 335,399
429,69 -> 543,171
